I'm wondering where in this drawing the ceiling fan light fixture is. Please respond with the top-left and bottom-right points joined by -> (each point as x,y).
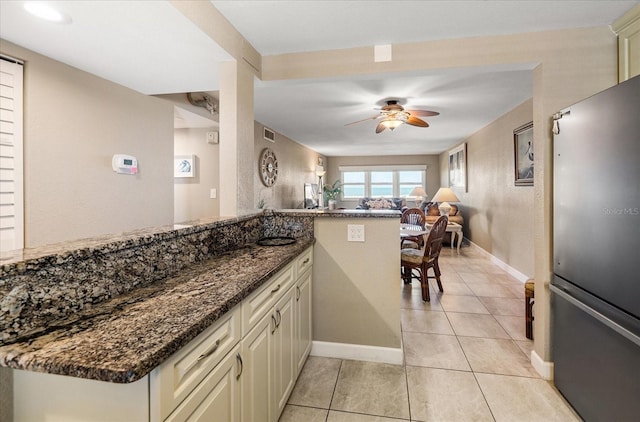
381,119 -> 403,130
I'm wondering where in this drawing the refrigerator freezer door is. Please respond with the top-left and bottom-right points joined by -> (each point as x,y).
552,284 -> 640,421
553,75 -> 640,319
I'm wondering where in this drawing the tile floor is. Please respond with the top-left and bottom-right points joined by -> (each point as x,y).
280,245 -> 581,422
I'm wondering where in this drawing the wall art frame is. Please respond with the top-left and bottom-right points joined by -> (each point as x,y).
448,143 -> 467,192
174,155 -> 195,178
514,122 -> 534,186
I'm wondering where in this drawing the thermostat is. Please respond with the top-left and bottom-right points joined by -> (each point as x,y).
112,154 -> 138,174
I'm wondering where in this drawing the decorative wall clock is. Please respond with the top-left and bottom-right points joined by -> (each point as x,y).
259,148 -> 278,187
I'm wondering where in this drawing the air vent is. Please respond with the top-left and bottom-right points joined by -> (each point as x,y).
263,127 -> 275,142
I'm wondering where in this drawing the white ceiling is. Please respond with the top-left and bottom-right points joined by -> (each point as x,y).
1,1 -> 637,156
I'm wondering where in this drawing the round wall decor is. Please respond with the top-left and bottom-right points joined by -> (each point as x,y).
259,148 -> 278,187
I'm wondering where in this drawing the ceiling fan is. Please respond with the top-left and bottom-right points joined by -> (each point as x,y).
345,100 -> 440,133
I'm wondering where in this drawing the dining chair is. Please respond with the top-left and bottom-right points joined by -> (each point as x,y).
401,215 -> 448,301
400,207 -> 426,249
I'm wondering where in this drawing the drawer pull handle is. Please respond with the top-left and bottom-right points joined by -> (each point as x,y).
276,309 -> 282,328
296,286 -> 300,301
197,339 -> 221,361
236,353 -> 243,380
271,314 -> 277,334
271,284 -> 281,294
302,258 -> 310,264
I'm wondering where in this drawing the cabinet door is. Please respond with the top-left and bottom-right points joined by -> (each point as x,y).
165,344 -> 241,422
241,312 -> 274,422
295,269 -> 313,375
271,287 -> 296,422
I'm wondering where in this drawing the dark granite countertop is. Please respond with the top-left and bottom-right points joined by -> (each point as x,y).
0,237 -> 314,383
274,209 -> 401,218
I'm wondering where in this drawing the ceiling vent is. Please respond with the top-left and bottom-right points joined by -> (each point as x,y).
263,127 -> 275,142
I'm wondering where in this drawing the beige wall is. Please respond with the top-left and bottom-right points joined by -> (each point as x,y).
442,99 -> 534,277
253,121 -> 324,209
313,217 -> 401,349
174,128 -> 220,222
1,40 -> 175,247
326,155 -> 440,208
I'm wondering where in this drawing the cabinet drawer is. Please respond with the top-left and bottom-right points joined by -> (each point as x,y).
164,344 -> 241,422
242,264 -> 294,336
150,306 -> 241,421
295,247 -> 313,279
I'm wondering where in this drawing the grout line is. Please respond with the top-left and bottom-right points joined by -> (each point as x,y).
326,358 -> 343,419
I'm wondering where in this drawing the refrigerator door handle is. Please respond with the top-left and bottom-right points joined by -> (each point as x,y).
551,284 -> 640,347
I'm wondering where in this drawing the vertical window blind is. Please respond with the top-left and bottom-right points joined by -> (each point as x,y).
0,57 -> 24,252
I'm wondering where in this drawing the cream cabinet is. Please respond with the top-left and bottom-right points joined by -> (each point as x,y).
12,247 -> 312,422
295,267 -> 313,375
240,246 -> 313,422
613,4 -> 640,82
164,344 -> 242,421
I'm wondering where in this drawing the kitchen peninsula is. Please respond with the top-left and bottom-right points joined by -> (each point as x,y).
0,209 -> 401,421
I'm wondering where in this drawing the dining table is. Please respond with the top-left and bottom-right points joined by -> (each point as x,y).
400,223 -> 429,247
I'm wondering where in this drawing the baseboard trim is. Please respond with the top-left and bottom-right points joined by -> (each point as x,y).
467,240 -> 530,283
310,341 -> 404,365
531,349 -> 554,380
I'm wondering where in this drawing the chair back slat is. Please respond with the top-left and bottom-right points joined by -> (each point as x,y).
423,215 -> 448,262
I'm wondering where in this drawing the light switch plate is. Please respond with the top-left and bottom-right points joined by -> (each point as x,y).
210,188 -> 217,199
347,224 -> 365,242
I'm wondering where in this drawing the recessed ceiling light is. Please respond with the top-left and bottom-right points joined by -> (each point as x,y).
23,1 -> 72,24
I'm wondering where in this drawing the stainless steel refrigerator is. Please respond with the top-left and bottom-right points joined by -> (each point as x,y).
552,74 -> 640,421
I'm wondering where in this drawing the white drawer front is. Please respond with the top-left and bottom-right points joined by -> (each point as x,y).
295,247 -> 313,279
242,264 -> 294,336
150,306 -> 241,421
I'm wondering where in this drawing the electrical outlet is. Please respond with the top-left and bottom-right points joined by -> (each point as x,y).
210,188 -> 217,199
347,224 -> 365,242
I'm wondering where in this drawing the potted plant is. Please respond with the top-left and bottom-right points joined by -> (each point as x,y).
323,180 -> 342,210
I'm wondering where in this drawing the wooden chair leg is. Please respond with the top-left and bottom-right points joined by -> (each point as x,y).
433,261 -> 444,292
420,265 -> 430,302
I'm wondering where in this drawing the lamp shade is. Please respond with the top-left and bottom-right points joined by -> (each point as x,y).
315,165 -> 326,177
431,187 -> 460,203
409,186 -> 428,198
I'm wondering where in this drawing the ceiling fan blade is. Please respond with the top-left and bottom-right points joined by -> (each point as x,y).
407,110 -> 440,117
345,115 -> 381,126
375,122 -> 387,133
406,116 -> 429,127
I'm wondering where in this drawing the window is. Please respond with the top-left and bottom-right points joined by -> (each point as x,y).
340,165 -> 426,199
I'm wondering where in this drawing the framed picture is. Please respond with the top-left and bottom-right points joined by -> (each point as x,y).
174,155 -> 195,178
514,122 -> 534,186
448,143 -> 467,192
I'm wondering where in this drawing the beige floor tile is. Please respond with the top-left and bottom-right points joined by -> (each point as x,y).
478,296 -> 523,316
439,295 -> 490,314
476,373 -> 580,422
327,410 -> 409,421
401,309 -> 454,335
288,356 -> 342,408
400,285 -> 443,311
515,339 -> 534,358
494,314 -> 529,341
403,332 -> 471,371
506,284 -> 526,298
331,360 -> 410,419
457,271 -> 494,283
439,281 -> 475,296
279,405 -> 329,422
466,282 -> 518,298
447,313 -> 511,338
450,263 -> 485,273
459,337 -> 539,377
406,366 -> 493,422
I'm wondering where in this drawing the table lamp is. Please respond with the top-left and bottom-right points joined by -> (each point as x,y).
315,165 -> 326,208
431,187 -> 460,217
409,186 -> 428,207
